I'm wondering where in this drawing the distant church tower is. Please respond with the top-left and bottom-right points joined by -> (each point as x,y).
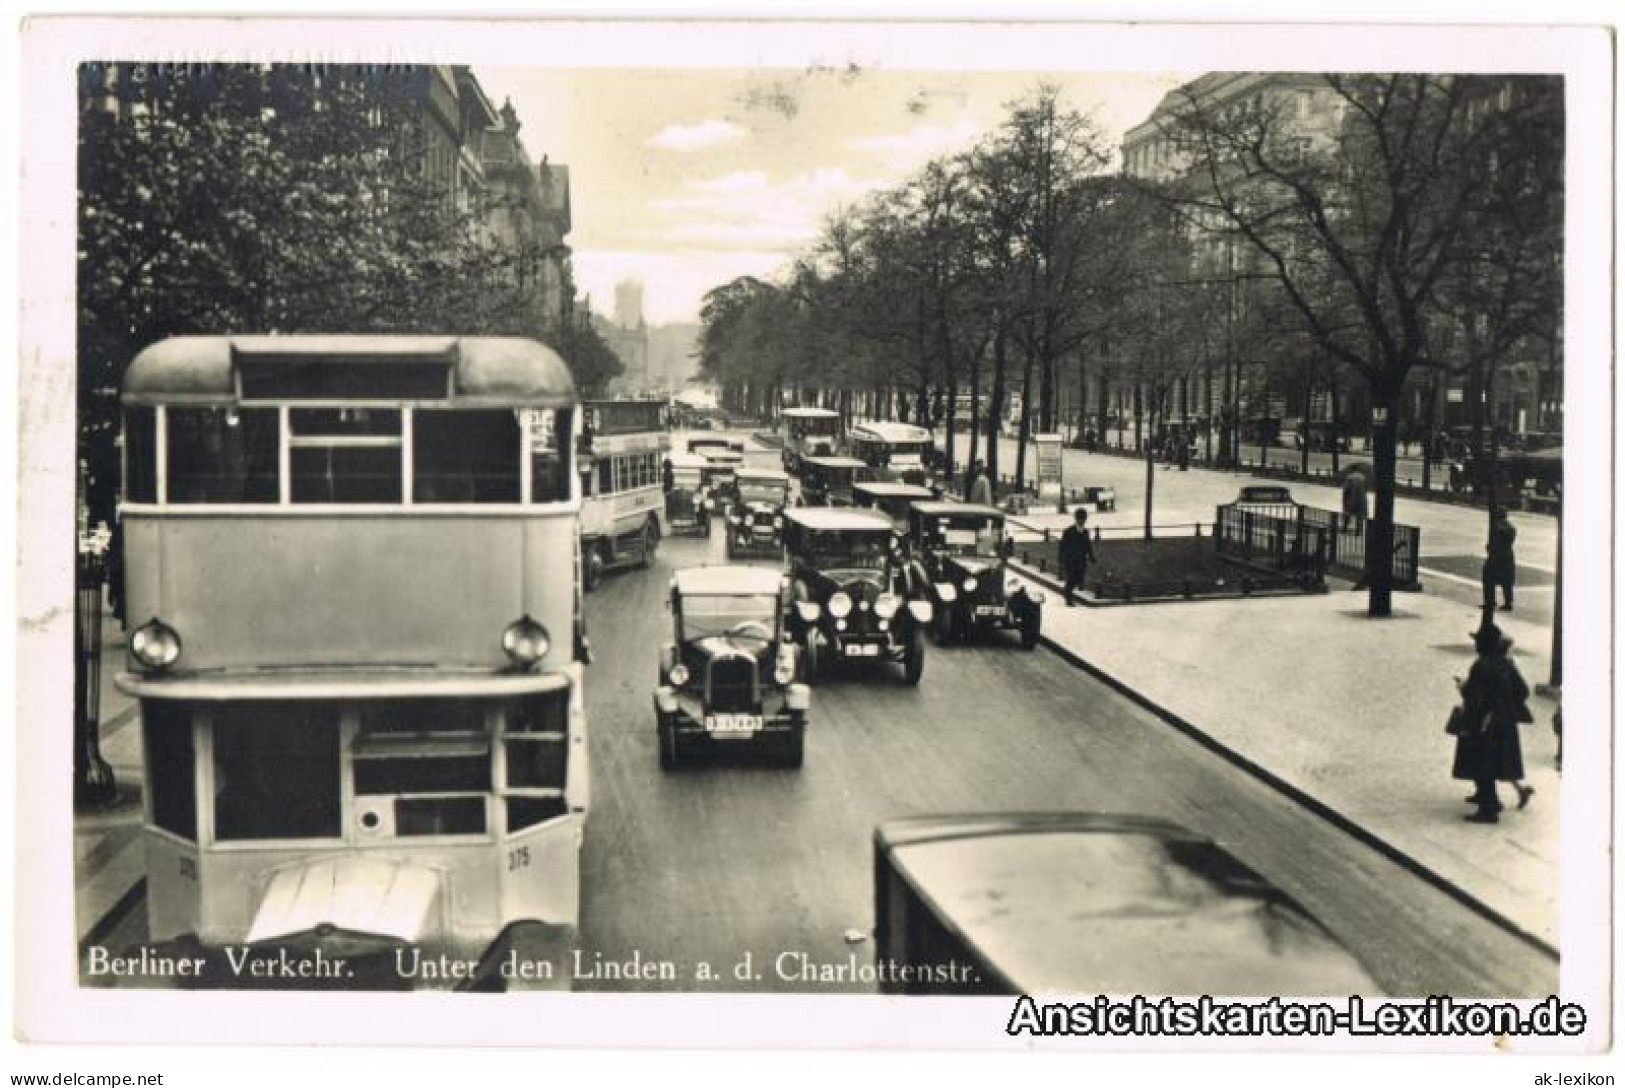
607,279 -> 649,391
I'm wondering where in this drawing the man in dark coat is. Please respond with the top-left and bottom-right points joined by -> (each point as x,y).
1058,507 -> 1096,607
1482,508 -> 1518,612
1453,624 -> 1533,823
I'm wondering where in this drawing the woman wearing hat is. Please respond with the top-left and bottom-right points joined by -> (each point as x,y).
1453,624 -> 1535,823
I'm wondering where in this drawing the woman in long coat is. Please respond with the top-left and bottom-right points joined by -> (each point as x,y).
1454,624 -> 1533,823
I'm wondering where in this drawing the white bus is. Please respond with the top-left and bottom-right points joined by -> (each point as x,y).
779,406 -> 842,475
576,398 -> 670,591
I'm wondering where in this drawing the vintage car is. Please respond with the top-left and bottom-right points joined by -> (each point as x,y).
663,452 -> 711,536
873,813 -> 1381,996
653,566 -> 810,769
697,449 -> 745,522
688,435 -> 747,458
852,481 -> 937,532
783,508 -> 931,685
907,501 -> 1042,648
797,455 -> 874,507
723,466 -> 793,559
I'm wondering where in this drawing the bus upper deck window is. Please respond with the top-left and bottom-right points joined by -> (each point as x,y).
289,407 -> 402,504
414,409 -> 521,504
123,406 -> 157,504
529,408 -> 574,503
167,407 -> 279,504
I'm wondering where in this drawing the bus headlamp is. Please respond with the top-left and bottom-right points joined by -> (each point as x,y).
828,592 -> 853,619
130,618 -> 182,670
502,616 -> 551,665
668,663 -> 691,686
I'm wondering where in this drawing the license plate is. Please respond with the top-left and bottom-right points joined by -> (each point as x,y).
844,643 -> 881,657
705,713 -> 763,734
975,605 -> 1004,617
752,525 -> 774,535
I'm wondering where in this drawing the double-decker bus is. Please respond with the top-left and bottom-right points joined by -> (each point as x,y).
112,336 -> 588,989
578,398 -> 670,591
778,406 -> 842,475
848,421 -> 935,485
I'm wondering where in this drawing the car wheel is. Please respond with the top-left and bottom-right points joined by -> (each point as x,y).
584,542 -> 606,593
781,723 -> 805,769
637,518 -> 660,569
1020,609 -> 1041,651
800,630 -> 821,684
657,714 -> 679,770
903,630 -> 925,686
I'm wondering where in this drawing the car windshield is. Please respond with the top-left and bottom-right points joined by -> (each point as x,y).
925,516 -> 1004,557
739,481 -> 787,503
802,529 -> 892,570
680,594 -> 780,642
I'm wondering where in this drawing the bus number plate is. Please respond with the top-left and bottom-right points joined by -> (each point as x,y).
706,713 -> 762,734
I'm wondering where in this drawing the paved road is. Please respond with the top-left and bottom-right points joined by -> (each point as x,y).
570,436 -> 1555,997
87,431 -> 1558,998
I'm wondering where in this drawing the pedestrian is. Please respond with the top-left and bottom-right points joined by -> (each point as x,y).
1058,507 -> 1096,608
1482,508 -> 1518,613
969,460 -> 993,506
1341,472 -> 1366,532
1453,624 -> 1535,824
661,456 -> 675,494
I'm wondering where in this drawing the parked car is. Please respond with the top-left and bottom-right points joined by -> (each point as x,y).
873,812 -> 1382,996
664,452 -> 710,537
852,481 -> 937,532
783,508 -> 932,685
797,455 -> 874,507
723,466 -> 792,558
906,501 -> 1042,648
653,566 -> 810,769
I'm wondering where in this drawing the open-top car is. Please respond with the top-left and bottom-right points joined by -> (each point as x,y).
653,566 -> 810,769
664,452 -> 711,536
723,466 -> 792,559
797,455 -> 874,507
907,502 -> 1042,648
852,481 -> 937,532
783,508 -> 932,685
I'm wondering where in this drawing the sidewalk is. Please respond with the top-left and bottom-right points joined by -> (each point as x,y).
1002,511 -> 1561,950
74,605 -> 146,944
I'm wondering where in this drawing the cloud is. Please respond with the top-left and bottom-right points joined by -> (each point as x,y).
648,119 -> 747,151
573,248 -> 789,324
849,119 -> 983,171
635,167 -> 874,254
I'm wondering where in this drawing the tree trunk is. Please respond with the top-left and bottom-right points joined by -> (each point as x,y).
1144,394 -> 1157,541
1329,370 -> 1342,477
1300,362 -> 1312,476
967,338 -> 983,485
985,324 -> 1007,493
1014,346 -> 1035,491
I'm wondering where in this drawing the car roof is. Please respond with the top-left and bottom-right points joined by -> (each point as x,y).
673,565 -> 786,596
123,335 -> 575,406
737,467 -> 790,482
781,407 -> 840,418
876,813 -> 1378,996
802,455 -> 868,468
851,421 -> 932,442
784,508 -> 895,532
668,452 -> 708,469
855,482 -> 935,497
912,502 -> 1005,518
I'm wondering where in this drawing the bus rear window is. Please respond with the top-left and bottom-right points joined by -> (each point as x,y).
289,407 -> 402,504
123,406 -> 157,504
167,407 -> 279,504
213,703 -> 341,841
413,409 -> 520,503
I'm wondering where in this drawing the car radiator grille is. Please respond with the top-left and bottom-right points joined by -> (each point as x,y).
707,656 -> 758,713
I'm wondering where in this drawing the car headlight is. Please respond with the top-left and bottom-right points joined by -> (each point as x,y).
130,618 -> 182,669
502,616 -> 551,665
773,649 -> 794,685
704,498 -> 716,510
774,516 -> 784,528
962,577 -> 979,593
828,592 -> 853,618
668,663 -> 690,686
795,600 -> 821,623
874,593 -> 901,619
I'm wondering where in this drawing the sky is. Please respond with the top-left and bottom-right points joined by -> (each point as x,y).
473,66 -> 1187,324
